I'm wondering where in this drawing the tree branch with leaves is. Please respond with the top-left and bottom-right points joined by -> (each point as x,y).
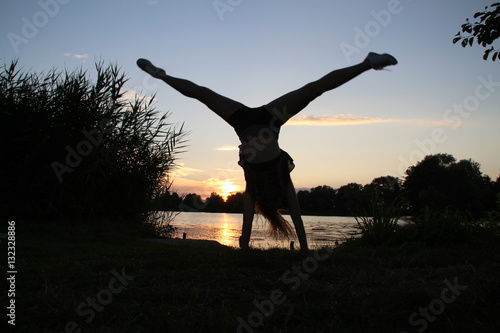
453,2 -> 500,61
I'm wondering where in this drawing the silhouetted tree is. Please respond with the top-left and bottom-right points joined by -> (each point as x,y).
297,190 -> 312,214
225,192 -> 244,213
152,190 -> 183,211
308,185 -> 336,215
205,192 -> 226,212
453,2 -> 500,61
180,193 -> 205,212
403,154 -> 495,218
334,183 -> 368,216
295,186 -> 336,215
364,176 -> 403,206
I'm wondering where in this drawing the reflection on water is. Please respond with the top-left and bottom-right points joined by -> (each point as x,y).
161,212 -> 360,249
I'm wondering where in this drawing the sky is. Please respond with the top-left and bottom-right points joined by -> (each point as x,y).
1,0 -> 499,199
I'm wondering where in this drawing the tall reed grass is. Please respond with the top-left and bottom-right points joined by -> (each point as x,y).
354,193 -> 402,244
0,60 -> 186,229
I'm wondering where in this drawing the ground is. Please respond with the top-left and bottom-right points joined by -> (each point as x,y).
13,222 -> 500,333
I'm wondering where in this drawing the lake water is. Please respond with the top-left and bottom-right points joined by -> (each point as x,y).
162,212 -> 361,249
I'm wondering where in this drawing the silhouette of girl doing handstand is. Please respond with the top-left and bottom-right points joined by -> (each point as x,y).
137,52 -> 397,253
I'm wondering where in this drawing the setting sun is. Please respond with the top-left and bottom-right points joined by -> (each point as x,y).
219,179 -> 243,200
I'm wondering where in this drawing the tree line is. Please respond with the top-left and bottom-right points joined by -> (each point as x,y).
157,153 -> 500,219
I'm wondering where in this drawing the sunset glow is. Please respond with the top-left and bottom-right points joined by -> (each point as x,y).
218,179 -> 243,200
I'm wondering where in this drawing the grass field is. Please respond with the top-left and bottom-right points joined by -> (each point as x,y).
13,221 -> 500,333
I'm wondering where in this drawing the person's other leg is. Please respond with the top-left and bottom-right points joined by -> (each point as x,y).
285,179 -> 309,253
239,191 -> 255,250
265,61 -> 371,123
265,53 -> 397,124
137,59 -> 244,121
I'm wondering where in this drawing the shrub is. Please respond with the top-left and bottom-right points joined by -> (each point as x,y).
0,60 -> 186,227
483,193 -> 500,237
355,193 -> 402,244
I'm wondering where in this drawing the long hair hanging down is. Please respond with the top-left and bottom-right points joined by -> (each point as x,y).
255,198 -> 294,239
242,150 -> 296,239
249,167 -> 295,239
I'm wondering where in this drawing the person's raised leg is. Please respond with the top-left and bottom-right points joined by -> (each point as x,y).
265,52 -> 397,124
137,58 -> 244,121
285,179 -> 309,254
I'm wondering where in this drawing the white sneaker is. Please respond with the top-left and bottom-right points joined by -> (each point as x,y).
365,52 -> 398,70
136,58 -> 166,78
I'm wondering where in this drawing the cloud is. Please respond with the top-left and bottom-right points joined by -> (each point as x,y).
73,54 -> 89,59
120,89 -> 154,103
63,53 -> 89,59
168,178 -> 209,197
170,163 -> 204,178
215,145 -> 239,151
121,89 -> 138,103
286,114 -> 455,127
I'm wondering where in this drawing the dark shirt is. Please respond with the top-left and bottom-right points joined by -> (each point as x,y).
227,106 -> 284,142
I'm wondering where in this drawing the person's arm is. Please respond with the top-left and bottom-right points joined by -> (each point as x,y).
239,191 -> 255,250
